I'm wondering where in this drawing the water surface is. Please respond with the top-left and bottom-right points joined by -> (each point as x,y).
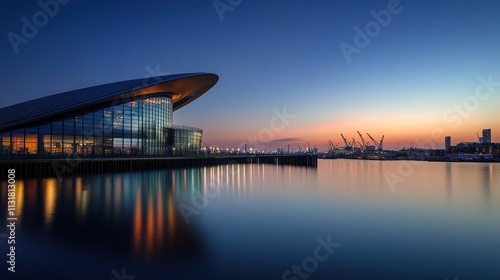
1,160 -> 499,279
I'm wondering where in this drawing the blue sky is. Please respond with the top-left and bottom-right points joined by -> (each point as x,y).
1,0 -> 500,150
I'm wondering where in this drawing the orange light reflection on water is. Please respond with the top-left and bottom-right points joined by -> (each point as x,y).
43,178 -> 57,230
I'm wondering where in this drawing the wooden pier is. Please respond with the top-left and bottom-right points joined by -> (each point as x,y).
0,154 -> 317,178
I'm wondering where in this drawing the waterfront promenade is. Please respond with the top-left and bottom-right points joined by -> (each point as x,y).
0,154 -> 317,178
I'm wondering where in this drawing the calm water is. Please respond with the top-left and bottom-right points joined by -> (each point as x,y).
1,160 -> 499,280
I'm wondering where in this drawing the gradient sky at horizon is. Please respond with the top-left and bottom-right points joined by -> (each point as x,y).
1,0 -> 500,151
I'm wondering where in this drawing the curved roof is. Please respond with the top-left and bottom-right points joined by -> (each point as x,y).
0,73 -> 218,132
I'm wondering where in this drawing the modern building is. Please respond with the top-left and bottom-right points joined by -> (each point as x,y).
0,73 -> 218,159
482,128 -> 491,144
445,136 -> 451,152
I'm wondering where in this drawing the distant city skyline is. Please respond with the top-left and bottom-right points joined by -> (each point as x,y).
2,0 -> 500,150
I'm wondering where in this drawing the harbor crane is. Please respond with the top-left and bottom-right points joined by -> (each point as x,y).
357,131 -> 367,150
366,133 -> 385,151
476,132 -> 483,144
366,133 -> 379,148
327,140 -> 339,152
340,134 -> 350,149
352,138 -> 358,149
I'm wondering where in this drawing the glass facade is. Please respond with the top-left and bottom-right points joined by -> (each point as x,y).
0,96 -> 202,158
168,126 -> 203,156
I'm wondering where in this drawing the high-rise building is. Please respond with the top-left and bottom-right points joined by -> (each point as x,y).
445,136 -> 451,152
482,129 -> 491,144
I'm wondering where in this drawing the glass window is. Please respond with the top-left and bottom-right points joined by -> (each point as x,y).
103,106 -> 113,155
1,132 -> 11,156
11,129 -> 25,157
113,104 -> 124,137
83,112 -> 94,156
25,127 -> 38,155
113,104 -> 124,155
63,117 -> 75,156
123,103 -> 132,155
52,121 -> 63,156
103,106 -> 113,137
39,123 -> 51,156
75,114 -> 84,136
94,109 -> 104,156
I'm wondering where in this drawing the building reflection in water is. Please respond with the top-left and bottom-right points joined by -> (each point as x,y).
0,163 -> 313,261
482,163 -> 493,207
43,178 -> 57,230
131,174 -> 166,259
446,162 -> 452,200
0,179 -> 26,226
443,162 -> 495,208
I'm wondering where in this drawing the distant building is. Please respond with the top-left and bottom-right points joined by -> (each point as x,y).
483,129 -> 491,144
450,142 -> 500,158
441,129 -> 498,159
445,136 -> 451,152
430,149 -> 446,157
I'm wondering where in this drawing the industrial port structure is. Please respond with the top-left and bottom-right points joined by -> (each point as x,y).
326,131 -> 385,159
323,128 -> 499,162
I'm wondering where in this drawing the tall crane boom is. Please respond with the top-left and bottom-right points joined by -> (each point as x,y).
328,139 -> 335,152
352,138 -> 357,148
476,132 -> 482,144
366,133 -> 379,148
379,135 -> 384,151
340,134 -> 350,148
357,131 -> 367,149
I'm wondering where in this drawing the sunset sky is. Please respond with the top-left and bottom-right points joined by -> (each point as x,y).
1,0 -> 499,151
